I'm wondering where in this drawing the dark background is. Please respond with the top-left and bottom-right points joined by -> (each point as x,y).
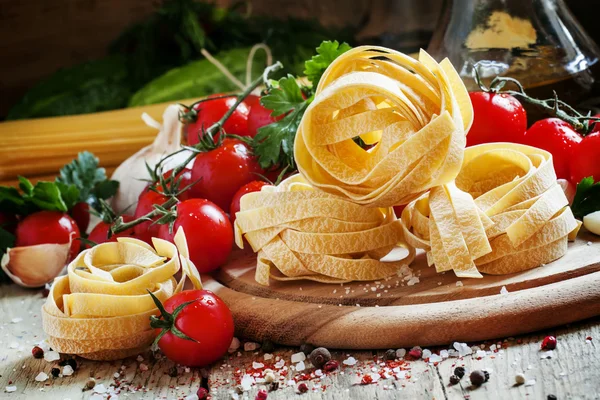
0,0 -> 597,119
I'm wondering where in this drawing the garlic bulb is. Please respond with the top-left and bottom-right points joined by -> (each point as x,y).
111,105 -> 194,214
1,242 -> 71,288
584,211 -> 600,235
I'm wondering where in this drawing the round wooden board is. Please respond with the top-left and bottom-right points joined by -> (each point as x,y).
204,231 -> 600,349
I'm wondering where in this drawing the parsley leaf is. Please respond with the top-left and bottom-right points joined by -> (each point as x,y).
57,151 -> 119,210
260,75 -> 306,117
304,40 -> 351,87
6,176 -> 80,213
571,176 -> 600,219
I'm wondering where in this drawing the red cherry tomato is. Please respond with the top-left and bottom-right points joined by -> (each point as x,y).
160,168 -> 194,201
190,138 -> 262,211
70,202 -> 90,233
0,212 -> 17,234
156,289 -> 234,367
229,180 -> 269,222
467,92 -> 527,146
15,211 -> 80,261
134,189 -> 172,242
244,94 -> 260,108
522,118 -> 582,180
87,215 -> 137,247
247,100 -> 284,138
158,199 -> 233,273
570,131 -> 600,184
185,95 -> 250,145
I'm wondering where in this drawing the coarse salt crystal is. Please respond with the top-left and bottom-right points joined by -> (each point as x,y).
296,361 -> 306,372
228,337 -> 240,353
291,352 -> 306,363
587,242 -> 592,246
525,379 -> 536,387
136,355 -> 144,362
35,372 -> 49,382
429,354 -> 442,363
11,318 -> 23,324
231,393 -> 239,400
244,342 -> 260,351
540,350 -> 554,359
264,353 -> 273,361
94,384 -> 107,394
406,277 -> 420,286
343,356 -> 357,366
240,374 -> 254,391
252,362 -> 264,369
62,365 -> 74,376
440,349 -> 449,359
44,351 -> 60,362
490,344 -> 497,351
422,349 -> 432,359
456,281 -> 463,287
396,348 -> 406,358
5,386 -> 17,393
500,286 -> 509,295
139,363 -> 148,371
185,394 -> 199,400
315,369 -> 323,377
476,350 -> 486,359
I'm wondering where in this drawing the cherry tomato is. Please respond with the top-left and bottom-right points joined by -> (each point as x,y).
247,100 -> 283,138
15,211 -> 80,261
158,199 -> 233,273
229,180 -> 269,222
160,168 -> 194,201
185,95 -> 250,145
244,94 -> 260,108
570,131 -> 600,184
190,138 -> 262,211
133,189 -> 172,243
467,92 -> 527,146
70,202 -> 90,233
87,215 -> 137,247
522,118 -> 582,180
0,212 -> 17,234
156,289 -> 234,367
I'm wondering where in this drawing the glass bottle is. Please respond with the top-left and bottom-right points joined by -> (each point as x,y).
427,0 -> 600,122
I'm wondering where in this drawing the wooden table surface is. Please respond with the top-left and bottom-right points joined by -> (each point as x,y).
1,284 -> 599,400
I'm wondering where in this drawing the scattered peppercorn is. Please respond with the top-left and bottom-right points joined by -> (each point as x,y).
361,374 -> 373,385
31,346 -> 44,359
309,347 -> 332,368
255,389 -> 268,400
449,375 -> 461,385
483,370 -> 490,382
323,360 -> 339,372
168,366 -> 178,377
65,358 -> 78,371
547,395 -> 557,400
384,349 -> 396,361
586,336 -> 592,341
299,343 -> 315,356
83,378 -> 96,391
470,370 -> 486,386
297,382 -> 309,393
262,340 -> 275,353
197,387 -> 209,400
541,336 -> 557,350
408,346 -> 422,359
50,367 -> 60,378
515,373 -> 526,385
454,366 -> 466,379
235,384 -> 244,394
268,382 -> 280,392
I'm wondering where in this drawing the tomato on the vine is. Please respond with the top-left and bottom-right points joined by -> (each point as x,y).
160,168 -> 194,201
229,180 -> 269,222
521,118 -> 582,180
158,199 -> 233,273
70,202 -> 90,233
134,189 -> 172,243
467,92 -> 527,146
185,95 -> 250,145
190,138 -> 262,211
15,211 -> 80,261
247,100 -> 283,138
152,289 -> 234,367
87,215 -> 137,247
570,131 -> 600,184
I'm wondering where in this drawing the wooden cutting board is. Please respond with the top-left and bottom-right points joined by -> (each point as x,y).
204,231 -> 600,349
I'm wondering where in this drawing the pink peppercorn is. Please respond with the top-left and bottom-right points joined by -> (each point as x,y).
255,389 -> 268,400
197,387 -> 209,399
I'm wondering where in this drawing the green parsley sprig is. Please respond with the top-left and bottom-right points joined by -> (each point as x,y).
571,177 -> 600,219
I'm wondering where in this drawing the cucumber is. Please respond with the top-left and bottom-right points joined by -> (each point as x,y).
7,56 -> 132,120
128,47 -> 267,107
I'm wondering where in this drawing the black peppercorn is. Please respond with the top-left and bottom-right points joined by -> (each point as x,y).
547,395 -> 557,400
483,370 -> 490,382
268,382 -> 280,392
299,343 -> 315,356
262,340 -> 275,353
384,349 -> 396,361
470,370 -> 486,386
168,366 -> 178,377
51,367 -> 60,378
309,347 -> 332,369
454,366 -> 465,378
449,375 -> 461,385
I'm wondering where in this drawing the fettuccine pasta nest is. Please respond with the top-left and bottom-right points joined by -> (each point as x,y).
42,229 -> 201,360
401,143 -> 581,277
295,46 -> 473,207
234,175 -> 415,285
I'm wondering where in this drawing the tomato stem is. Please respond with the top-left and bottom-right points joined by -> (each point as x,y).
473,63 -> 600,134
147,290 -> 198,345
110,62 -> 283,236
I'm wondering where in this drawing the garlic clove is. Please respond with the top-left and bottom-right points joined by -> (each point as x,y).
557,179 -> 576,205
1,242 -> 70,288
583,210 -> 600,236
111,104 -> 194,214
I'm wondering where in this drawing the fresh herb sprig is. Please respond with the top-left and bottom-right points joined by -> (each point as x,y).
571,177 -> 600,219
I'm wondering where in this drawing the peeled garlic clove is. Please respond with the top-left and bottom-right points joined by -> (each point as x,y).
1,242 -> 70,288
111,104 -> 195,215
557,179 -> 576,204
583,210 -> 600,236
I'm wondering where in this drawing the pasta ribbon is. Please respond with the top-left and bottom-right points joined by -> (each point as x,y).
42,229 -> 201,360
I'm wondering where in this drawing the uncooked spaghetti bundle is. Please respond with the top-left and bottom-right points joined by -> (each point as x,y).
295,46 -> 473,207
401,143 -> 581,277
234,175 -> 415,285
42,229 -> 201,360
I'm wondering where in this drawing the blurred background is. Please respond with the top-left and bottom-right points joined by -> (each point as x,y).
1,0 -> 599,120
